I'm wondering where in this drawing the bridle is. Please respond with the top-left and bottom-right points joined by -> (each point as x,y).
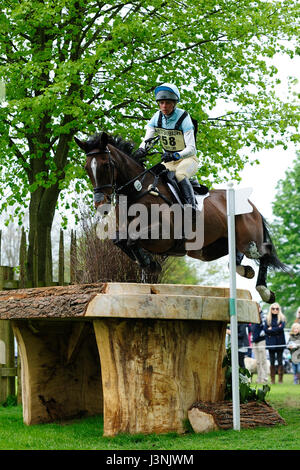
86,147 -> 117,204
85,146 -> 173,206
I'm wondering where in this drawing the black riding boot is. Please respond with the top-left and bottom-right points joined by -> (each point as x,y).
178,178 -> 197,210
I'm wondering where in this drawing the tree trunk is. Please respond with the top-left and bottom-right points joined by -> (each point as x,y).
27,184 -> 60,287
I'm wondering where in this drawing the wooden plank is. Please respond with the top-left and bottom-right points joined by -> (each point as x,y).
103,282 -> 252,299
86,293 -> 259,323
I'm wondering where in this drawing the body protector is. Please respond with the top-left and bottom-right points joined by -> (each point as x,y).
155,110 -> 190,152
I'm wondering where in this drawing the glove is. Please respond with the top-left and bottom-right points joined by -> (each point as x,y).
161,152 -> 181,163
134,147 -> 147,161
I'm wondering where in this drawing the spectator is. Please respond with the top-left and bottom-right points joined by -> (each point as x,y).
287,323 -> 300,385
226,324 -> 250,368
252,306 -> 269,384
238,324 -> 250,368
264,303 -> 286,384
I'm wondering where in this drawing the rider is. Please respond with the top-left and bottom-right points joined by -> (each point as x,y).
135,83 -> 199,210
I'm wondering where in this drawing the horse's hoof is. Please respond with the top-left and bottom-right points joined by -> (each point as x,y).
236,265 -> 255,279
268,291 -> 276,304
244,266 -> 255,279
256,285 -> 275,303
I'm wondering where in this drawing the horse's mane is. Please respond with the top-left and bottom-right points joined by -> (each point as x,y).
86,132 -> 143,165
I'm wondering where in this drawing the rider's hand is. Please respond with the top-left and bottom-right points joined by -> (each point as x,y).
161,152 -> 181,163
134,147 -> 147,161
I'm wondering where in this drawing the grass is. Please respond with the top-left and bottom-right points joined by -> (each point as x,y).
0,374 -> 299,451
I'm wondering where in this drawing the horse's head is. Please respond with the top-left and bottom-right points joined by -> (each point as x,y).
75,132 -> 116,208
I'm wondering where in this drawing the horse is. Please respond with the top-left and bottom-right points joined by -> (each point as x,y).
74,131 -> 288,304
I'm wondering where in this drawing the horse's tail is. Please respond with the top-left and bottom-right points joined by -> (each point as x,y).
261,215 -> 291,273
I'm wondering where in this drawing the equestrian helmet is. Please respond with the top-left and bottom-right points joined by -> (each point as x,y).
154,83 -> 180,102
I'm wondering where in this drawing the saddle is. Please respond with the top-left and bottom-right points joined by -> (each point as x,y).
151,164 -> 209,207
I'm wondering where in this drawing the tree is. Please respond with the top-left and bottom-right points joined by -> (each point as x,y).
268,152 -> 300,325
0,0 -> 299,285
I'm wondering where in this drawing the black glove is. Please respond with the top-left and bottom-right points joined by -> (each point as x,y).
134,147 -> 147,161
161,152 -> 181,163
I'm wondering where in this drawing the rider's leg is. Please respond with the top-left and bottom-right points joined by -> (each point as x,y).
163,157 -> 199,209
178,178 -> 197,210
176,157 -> 199,210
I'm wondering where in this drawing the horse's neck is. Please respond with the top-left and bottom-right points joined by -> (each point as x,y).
112,148 -> 145,185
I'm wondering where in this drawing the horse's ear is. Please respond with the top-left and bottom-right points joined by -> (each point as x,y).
74,136 -> 88,151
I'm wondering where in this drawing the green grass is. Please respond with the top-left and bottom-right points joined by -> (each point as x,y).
0,374 -> 299,450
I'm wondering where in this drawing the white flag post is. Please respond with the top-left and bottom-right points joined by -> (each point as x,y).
226,182 -> 253,431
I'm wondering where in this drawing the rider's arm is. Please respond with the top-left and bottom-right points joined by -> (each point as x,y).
177,129 -> 196,158
139,126 -> 156,150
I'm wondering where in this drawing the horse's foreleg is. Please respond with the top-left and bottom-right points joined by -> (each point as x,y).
114,226 -> 162,273
255,256 -> 275,304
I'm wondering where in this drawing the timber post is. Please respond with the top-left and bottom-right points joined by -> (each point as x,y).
58,229 -> 65,286
0,266 -> 16,403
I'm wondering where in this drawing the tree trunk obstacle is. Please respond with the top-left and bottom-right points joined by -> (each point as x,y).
0,282 -> 266,435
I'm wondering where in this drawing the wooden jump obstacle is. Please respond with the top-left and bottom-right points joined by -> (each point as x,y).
0,282 -> 259,436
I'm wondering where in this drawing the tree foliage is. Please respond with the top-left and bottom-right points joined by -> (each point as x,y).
268,152 -> 300,325
0,0 -> 299,283
0,0 -> 299,215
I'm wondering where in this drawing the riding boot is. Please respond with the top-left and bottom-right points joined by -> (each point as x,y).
278,365 -> 284,383
270,365 -> 276,384
178,177 -> 197,211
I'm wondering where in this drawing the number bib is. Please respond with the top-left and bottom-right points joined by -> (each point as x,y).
154,127 -> 186,152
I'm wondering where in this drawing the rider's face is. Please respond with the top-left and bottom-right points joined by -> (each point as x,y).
158,100 -> 176,116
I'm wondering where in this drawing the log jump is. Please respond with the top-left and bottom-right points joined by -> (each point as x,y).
0,282 -> 259,436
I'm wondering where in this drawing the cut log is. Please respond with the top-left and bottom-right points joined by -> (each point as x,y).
188,401 -> 286,433
0,283 -> 106,319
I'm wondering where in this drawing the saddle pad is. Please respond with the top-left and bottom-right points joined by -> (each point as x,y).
195,193 -> 210,212
167,182 -> 209,212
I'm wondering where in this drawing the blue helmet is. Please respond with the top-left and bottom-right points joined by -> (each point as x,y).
154,83 -> 180,102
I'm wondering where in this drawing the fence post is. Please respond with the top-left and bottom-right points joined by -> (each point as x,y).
19,227 -> 27,289
0,267 -> 16,403
70,230 -> 77,284
59,229 -> 65,286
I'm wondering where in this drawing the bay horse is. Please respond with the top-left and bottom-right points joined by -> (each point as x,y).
74,131 -> 287,304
